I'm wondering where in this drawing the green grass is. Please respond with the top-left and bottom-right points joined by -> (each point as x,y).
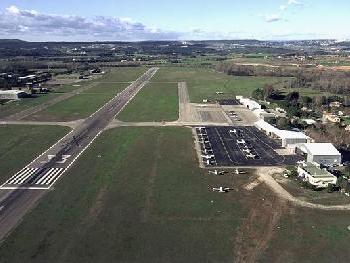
26,93 -> 116,121
81,82 -> 127,94
95,67 -> 146,82
0,127 -> 244,263
153,67 -> 291,103
0,125 -> 70,183
261,208 -> 350,262
118,83 -> 179,122
0,93 -> 61,119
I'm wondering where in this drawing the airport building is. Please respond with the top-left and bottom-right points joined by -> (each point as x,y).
297,162 -> 337,188
238,97 -> 262,110
254,119 -> 310,148
296,143 -> 341,166
0,90 -> 29,100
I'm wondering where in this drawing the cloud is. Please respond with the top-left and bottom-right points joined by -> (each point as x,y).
264,14 -> 283,23
288,0 -> 302,5
0,5 -> 181,41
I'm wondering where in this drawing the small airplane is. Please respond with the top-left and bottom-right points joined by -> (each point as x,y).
197,127 -> 206,131
205,159 -> 216,166
216,91 -> 224,95
229,129 -> 237,134
234,169 -> 246,175
202,148 -> 213,154
212,187 -> 233,193
242,148 -> 251,154
208,170 -> 227,175
246,153 -> 256,159
202,154 -> 215,159
237,139 -> 246,144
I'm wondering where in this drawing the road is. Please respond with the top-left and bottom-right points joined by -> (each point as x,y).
0,67 -> 158,241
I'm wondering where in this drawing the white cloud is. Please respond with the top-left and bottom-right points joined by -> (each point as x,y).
288,0 -> 301,5
279,5 -> 287,11
0,5 -> 181,41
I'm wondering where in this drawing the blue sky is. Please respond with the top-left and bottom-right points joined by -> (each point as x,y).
0,0 -> 349,41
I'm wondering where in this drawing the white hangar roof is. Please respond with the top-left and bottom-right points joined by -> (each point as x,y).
299,143 -> 340,156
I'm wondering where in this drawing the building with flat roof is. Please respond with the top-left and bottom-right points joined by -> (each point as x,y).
297,162 -> 337,188
0,90 -> 29,100
255,119 -> 310,147
296,143 -> 341,166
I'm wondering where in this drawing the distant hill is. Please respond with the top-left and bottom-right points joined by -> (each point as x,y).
0,39 -> 27,43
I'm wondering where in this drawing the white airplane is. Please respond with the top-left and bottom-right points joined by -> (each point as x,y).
242,148 -> 251,154
229,129 -> 237,134
197,127 -> 206,131
237,139 -> 246,144
212,187 -> 233,193
216,91 -> 224,95
205,159 -> 217,166
208,170 -> 227,175
234,169 -> 246,175
202,149 -> 213,154
202,154 -> 215,159
246,153 -> 256,159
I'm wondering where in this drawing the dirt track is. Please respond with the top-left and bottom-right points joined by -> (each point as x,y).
257,167 -> 350,211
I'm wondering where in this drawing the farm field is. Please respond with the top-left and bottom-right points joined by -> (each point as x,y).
0,125 -> 70,183
118,82 -> 179,122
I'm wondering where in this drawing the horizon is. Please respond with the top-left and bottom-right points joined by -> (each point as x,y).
0,1 -> 349,41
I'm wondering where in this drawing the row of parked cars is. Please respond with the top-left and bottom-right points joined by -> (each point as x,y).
196,127 -> 217,166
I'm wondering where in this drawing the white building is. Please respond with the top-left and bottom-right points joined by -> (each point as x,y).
0,90 -> 29,100
239,97 -> 262,110
297,162 -> 337,188
255,119 -> 310,148
252,109 -> 276,120
296,143 -> 341,166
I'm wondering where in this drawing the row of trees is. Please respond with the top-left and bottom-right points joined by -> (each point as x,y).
216,62 -> 350,95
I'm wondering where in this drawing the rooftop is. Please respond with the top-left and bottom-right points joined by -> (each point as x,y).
301,143 -> 340,156
301,163 -> 334,178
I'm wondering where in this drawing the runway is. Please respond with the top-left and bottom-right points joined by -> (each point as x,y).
0,67 -> 158,241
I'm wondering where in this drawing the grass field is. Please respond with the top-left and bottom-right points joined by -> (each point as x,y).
152,67 -> 291,103
0,93 -> 61,119
25,82 -> 131,122
0,125 -> 70,183
117,83 -> 179,122
96,67 -> 146,82
0,67 -> 146,120
0,127 -> 246,263
261,208 -> 350,262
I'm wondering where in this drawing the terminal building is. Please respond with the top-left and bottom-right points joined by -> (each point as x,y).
254,119 -> 310,147
295,143 -> 341,166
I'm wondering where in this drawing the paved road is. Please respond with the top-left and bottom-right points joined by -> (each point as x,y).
0,67 -> 158,241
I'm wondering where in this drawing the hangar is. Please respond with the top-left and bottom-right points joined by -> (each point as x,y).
0,90 -> 29,100
254,119 -> 309,148
296,143 -> 341,166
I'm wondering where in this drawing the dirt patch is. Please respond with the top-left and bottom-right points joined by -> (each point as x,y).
234,184 -> 288,263
140,131 -> 163,222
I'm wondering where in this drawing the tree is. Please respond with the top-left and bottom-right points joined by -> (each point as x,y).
276,117 -> 290,130
286,91 -> 300,105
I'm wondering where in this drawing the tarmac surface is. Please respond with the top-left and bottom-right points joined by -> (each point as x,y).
0,67 -> 158,241
218,99 -> 240,105
197,126 -> 302,167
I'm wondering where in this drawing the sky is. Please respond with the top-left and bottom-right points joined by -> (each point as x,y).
0,0 -> 349,41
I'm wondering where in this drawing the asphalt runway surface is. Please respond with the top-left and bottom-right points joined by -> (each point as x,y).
196,126 -> 302,167
0,67 -> 158,241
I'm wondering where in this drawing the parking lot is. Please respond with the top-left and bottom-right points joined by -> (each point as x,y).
195,126 -> 302,167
